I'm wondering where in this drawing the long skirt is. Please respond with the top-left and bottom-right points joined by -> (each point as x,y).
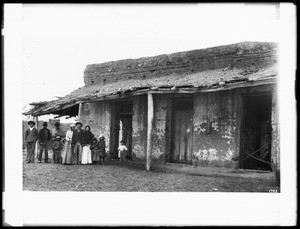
81,145 -> 92,164
62,141 -> 73,165
92,149 -> 101,162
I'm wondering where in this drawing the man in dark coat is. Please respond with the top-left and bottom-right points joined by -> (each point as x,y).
38,122 -> 51,163
71,122 -> 84,164
24,121 -> 38,163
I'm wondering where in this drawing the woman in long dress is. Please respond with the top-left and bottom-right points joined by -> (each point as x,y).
62,124 -> 75,165
81,125 -> 94,165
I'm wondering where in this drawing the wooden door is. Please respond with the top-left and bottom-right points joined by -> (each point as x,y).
171,109 -> 193,164
241,95 -> 272,171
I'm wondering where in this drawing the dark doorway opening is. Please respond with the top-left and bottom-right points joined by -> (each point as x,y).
112,101 -> 133,160
170,98 -> 194,164
240,94 -> 272,171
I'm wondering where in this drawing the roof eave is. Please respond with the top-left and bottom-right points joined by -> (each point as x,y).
23,76 -> 277,117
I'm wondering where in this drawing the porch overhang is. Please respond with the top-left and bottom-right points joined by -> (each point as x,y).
23,74 -> 277,118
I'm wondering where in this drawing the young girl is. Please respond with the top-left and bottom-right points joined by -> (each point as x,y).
98,135 -> 107,165
118,140 -> 127,163
81,125 -> 94,165
90,137 -> 100,164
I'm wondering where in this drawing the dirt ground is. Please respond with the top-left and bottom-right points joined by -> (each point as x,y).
23,150 -> 279,192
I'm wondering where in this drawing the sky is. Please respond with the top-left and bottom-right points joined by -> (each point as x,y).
21,3 -> 280,109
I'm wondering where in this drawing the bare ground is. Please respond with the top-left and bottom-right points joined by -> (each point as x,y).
23,150 -> 279,192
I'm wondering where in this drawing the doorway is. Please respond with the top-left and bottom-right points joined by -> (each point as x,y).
170,98 -> 194,164
113,101 -> 133,160
240,94 -> 272,171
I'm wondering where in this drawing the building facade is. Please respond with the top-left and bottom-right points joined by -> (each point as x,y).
24,42 -> 279,172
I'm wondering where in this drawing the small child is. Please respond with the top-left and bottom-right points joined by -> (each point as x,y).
90,137 -> 100,164
98,135 -> 107,165
52,136 -> 63,164
118,140 -> 127,163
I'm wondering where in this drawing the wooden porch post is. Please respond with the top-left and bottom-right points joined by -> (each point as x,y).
35,116 -> 39,159
146,93 -> 154,171
35,116 -> 39,131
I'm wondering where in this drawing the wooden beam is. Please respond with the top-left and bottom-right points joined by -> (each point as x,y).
35,116 -> 39,131
146,93 -> 154,171
35,116 -> 39,160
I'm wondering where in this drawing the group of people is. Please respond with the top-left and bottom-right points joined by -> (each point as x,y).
24,121 -> 116,165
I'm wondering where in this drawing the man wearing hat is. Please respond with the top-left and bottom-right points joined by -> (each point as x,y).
24,121 -> 38,163
38,122 -> 52,163
71,122 -> 84,164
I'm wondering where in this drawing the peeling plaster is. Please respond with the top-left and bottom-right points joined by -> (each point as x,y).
194,122 -> 207,134
132,144 -> 145,158
211,122 -> 219,132
225,148 -> 234,160
152,148 -> 163,159
194,148 -> 218,161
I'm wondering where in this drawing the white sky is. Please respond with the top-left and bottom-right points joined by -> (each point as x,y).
21,3 -> 280,107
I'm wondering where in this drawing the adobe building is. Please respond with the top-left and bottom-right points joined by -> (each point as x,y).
24,42 -> 279,173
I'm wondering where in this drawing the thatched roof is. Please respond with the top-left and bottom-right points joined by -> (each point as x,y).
23,41 -> 278,117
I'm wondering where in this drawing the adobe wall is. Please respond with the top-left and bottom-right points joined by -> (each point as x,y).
77,96 -> 148,161
148,84 -> 277,168
148,91 -> 240,166
78,101 -> 112,155
271,86 -> 280,171
76,84 -> 278,169
192,90 -> 239,167
84,42 -> 277,87
192,84 -> 275,168
151,94 -> 168,162
131,95 -> 148,161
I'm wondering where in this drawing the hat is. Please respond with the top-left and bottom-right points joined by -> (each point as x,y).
99,134 -> 105,139
42,122 -> 48,127
27,121 -> 35,126
75,122 -> 83,126
54,122 -> 60,126
56,136 -> 61,139
70,124 -> 75,127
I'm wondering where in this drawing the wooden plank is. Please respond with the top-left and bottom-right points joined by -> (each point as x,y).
146,93 -> 154,171
35,116 -> 39,160
181,111 -> 187,163
187,110 -> 193,163
174,111 -> 181,162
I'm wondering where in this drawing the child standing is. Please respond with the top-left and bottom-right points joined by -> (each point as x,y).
53,136 -> 63,163
98,135 -> 107,165
90,137 -> 100,164
118,140 -> 127,163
